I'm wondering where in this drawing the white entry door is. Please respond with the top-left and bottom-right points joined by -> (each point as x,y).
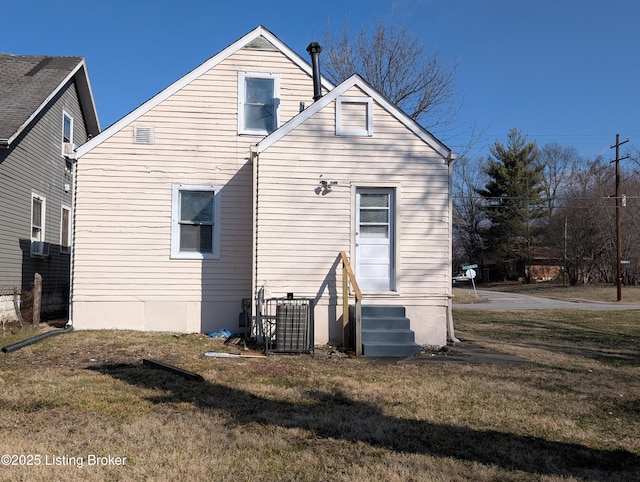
355,188 -> 395,292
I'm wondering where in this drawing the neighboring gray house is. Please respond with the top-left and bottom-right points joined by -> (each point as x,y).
0,54 -> 100,320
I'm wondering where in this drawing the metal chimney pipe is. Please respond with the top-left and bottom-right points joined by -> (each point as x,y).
306,42 -> 323,101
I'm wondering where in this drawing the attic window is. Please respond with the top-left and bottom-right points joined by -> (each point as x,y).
336,97 -> 373,136
134,126 -> 155,144
238,71 -> 280,135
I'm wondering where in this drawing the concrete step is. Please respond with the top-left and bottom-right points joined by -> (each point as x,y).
359,305 -> 420,357
362,342 -> 421,357
361,316 -> 411,331
361,328 -> 416,344
361,305 -> 406,318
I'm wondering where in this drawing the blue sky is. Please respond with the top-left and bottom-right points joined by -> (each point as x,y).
2,0 -> 638,162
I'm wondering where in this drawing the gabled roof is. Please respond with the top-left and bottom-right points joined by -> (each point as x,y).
76,25 -> 335,158
256,74 -> 453,160
0,54 -> 100,146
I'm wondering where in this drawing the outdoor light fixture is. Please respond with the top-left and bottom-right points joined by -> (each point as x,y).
319,179 -> 338,191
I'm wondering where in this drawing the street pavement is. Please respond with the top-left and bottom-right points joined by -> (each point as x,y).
454,289 -> 640,311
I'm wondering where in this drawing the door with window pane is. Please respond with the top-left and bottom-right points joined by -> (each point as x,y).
355,188 -> 395,292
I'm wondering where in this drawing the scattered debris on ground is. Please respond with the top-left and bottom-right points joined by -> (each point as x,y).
420,344 -> 467,357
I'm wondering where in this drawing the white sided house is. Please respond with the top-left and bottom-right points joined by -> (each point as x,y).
72,26 -> 456,356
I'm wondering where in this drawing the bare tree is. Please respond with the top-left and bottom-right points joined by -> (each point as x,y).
539,142 -> 580,217
452,155 -> 487,267
323,19 -> 460,132
552,157 -> 614,284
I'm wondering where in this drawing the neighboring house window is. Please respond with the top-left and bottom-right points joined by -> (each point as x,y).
63,111 -> 73,142
171,184 -> 221,259
62,110 -> 74,155
336,97 -> 374,136
238,71 -> 279,135
31,193 -> 45,241
60,205 -> 71,253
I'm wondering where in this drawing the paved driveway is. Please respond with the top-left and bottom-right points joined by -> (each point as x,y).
454,289 -> 640,311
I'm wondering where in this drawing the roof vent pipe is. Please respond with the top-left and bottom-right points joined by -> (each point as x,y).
306,42 -> 323,102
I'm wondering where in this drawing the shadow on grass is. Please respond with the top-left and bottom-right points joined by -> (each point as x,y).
88,363 -> 639,481
521,341 -> 640,366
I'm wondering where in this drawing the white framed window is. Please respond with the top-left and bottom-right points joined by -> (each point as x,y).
60,205 -> 71,253
31,193 -> 46,242
238,71 -> 280,135
336,96 -> 373,136
171,184 -> 221,259
62,110 -> 74,155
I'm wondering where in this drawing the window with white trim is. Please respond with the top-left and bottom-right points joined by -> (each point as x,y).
238,71 -> 279,135
336,96 -> 373,136
62,110 -> 74,156
31,193 -> 45,241
60,205 -> 71,253
171,184 -> 221,259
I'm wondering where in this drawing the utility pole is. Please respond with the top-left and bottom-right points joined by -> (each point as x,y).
611,134 -> 629,301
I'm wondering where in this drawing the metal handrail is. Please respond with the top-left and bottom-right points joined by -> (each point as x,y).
339,251 -> 363,356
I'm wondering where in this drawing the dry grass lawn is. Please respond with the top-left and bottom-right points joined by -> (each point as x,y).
0,308 -> 638,481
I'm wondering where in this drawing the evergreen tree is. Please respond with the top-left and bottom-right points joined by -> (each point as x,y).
477,129 -> 547,281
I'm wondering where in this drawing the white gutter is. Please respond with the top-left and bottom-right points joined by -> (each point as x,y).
447,152 -> 460,343
66,156 -> 79,328
250,145 -> 259,328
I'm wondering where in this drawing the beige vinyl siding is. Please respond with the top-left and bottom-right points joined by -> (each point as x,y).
72,46 -> 316,332
255,87 -> 450,344
256,98 -> 450,295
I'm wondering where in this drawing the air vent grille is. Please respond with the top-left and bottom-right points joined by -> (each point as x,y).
134,126 -> 154,144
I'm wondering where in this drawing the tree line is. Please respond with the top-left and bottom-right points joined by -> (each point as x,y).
454,128 -> 639,285
320,20 -> 637,286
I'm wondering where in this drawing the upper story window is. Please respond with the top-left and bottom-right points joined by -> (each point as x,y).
62,110 -> 74,155
63,111 -> 73,143
238,71 -> 279,135
336,97 -> 374,136
171,184 -> 221,259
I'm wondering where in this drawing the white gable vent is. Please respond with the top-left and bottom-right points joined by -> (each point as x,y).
134,126 -> 155,144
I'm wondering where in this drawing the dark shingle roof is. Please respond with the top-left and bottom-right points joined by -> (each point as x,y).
0,54 -> 88,143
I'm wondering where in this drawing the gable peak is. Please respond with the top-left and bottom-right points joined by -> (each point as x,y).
243,36 -> 278,52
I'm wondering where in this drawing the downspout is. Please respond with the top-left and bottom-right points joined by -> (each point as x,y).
250,145 -> 259,336
447,152 -> 460,343
67,154 -> 79,328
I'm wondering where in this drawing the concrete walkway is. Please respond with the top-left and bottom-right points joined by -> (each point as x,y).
398,342 -> 529,365
454,289 -> 640,311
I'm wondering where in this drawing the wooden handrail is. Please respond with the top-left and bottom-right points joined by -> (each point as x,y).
340,251 -> 363,356
339,251 -> 362,300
